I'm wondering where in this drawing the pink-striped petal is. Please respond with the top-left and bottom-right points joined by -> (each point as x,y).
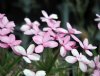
43,41 -> 58,48
27,53 -> 40,61
71,49 -> 79,56
41,10 -> 48,18
13,46 -> 26,55
65,56 -> 77,63
27,44 -> 35,54
60,46 -> 66,57
23,56 -> 31,63
85,50 -> 93,56
79,62 -> 87,72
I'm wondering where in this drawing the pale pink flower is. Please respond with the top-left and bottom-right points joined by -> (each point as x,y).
40,10 -> 58,22
20,18 -> 42,35
89,55 -> 100,69
0,34 -> 21,48
66,22 -> 82,42
58,36 -> 76,57
33,32 -> 58,53
65,49 -> 90,72
23,69 -> 46,76
79,38 -> 97,56
13,44 -> 40,63
43,20 -> 68,35
92,70 -> 100,76
0,16 -> 15,35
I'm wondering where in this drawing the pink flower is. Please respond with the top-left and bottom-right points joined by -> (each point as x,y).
92,70 -> 100,76
79,38 -> 97,56
66,22 -> 82,42
20,18 -> 42,35
89,55 -> 100,69
33,32 -> 58,53
0,16 -> 15,35
13,44 -> 40,63
0,13 -> 5,19
58,36 -> 76,57
40,10 -> 58,22
23,69 -> 46,76
65,49 -> 90,72
0,34 -> 22,48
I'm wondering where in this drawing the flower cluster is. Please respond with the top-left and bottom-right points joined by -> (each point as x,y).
0,14 -> 21,48
0,11 -> 99,76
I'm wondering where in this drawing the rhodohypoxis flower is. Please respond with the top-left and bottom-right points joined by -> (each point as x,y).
66,22 -> 82,42
0,13 -> 5,19
20,18 -> 42,35
89,55 -> 100,69
65,49 -> 90,72
40,10 -> 58,22
94,14 -> 100,29
92,70 -> 100,76
33,32 -> 58,53
0,34 -> 21,48
58,36 -> 76,57
13,44 -> 40,63
23,69 -> 46,76
79,38 -> 97,56
0,15 -> 15,35
43,20 -> 68,35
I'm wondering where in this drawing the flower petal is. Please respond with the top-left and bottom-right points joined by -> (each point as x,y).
60,46 -> 67,57
23,56 -> 31,63
83,38 -> 88,46
43,41 -> 58,48
13,46 -> 26,55
56,28 -> 68,33
71,49 -> 79,56
35,45 -> 44,53
85,50 -> 93,56
27,53 -> 40,61
88,60 -> 95,68
79,62 -> 87,72
35,70 -> 46,76
32,35 -> 43,44
23,69 -> 35,76
24,18 -> 31,25
20,24 -> 30,31
24,29 -> 35,35
71,35 -> 80,42
65,56 -> 77,63
49,14 -> 58,19
27,44 -> 35,54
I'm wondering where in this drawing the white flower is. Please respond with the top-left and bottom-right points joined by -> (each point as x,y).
23,69 -> 46,76
65,49 -> 90,72
13,44 -> 40,63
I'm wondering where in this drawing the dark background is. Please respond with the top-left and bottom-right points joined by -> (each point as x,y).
0,0 -> 100,47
